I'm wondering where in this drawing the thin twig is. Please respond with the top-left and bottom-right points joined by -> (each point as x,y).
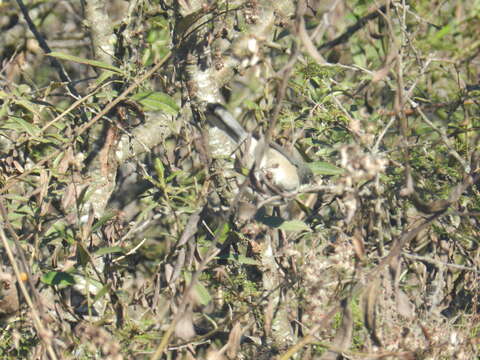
12,82 -> 110,153
408,98 -> 470,172
403,252 -> 480,273
112,238 -> 147,263
16,0 -> 88,122
0,198 -> 45,310
0,51 -> 172,195
278,212 -> 443,360
318,4 -> 390,51
150,246 -> 221,360
0,226 -> 58,360
372,116 -> 396,153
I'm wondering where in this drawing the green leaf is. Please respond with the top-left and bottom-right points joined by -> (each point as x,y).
41,271 -> 75,287
91,211 -> 117,232
13,98 -> 40,115
76,243 -> 91,267
432,23 -> 453,42
131,91 -> 179,114
3,117 -> 41,137
47,52 -> 124,74
216,223 -> 230,244
94,246 -> 125,257
154,158 -> 165,188
218,254 -> 259,265
95,70 -> 116,86
184,272 -> 212,306
93,283 -> 111,305
278,220 -> 311,232
194,281 -> 212,306
45,132 -> 69,144
309,161 -> 344,175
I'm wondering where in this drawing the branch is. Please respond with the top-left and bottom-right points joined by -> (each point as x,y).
0,52 -> 172,195
318,4 -> 389,51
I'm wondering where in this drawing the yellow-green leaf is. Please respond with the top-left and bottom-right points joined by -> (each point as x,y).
309,161 -> 344,175
47,51 -> 124,74
4,117 -> 41,137
41,271 -> 75,287
278,220 -> 311,232
131,91 -> 179,114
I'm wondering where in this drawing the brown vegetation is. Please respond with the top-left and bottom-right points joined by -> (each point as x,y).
0,0 -> 479,359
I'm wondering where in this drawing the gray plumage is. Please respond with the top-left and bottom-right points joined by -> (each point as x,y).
206,104 -> 313,191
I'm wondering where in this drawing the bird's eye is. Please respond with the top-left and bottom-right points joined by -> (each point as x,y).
265,170 -> 274,180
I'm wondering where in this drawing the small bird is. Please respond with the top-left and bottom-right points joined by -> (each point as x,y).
205,104 -> 312,192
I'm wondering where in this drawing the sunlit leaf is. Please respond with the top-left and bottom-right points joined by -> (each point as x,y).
194,281 -> 212,306
278,220 -> 311,232
131,91 -> 179,114
309,161 -> 344,175
216,223 -> 230,244
91,211 -> 117,232
41,271 -> 75,287
3,117 -> 41,137
218,254 -> 259,265
94,246 -> 125,257
184,272 -> 212,306
47,51 -> 124,74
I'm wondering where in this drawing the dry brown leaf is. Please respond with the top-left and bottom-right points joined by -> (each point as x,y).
396,289 -> 414,319
38,169 -> 49,205
164,263 -> 174,285
206,344 -> 227,360
170,248 -> 186,284
362,278 -> 382,347
264,297 -> 274,337
61,182 -> 77,211
57,146 -> 75,174
174,308 -> 196,341
352,229 -> 366,262
226,322 -> 242,359
177,210 -> 201,248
